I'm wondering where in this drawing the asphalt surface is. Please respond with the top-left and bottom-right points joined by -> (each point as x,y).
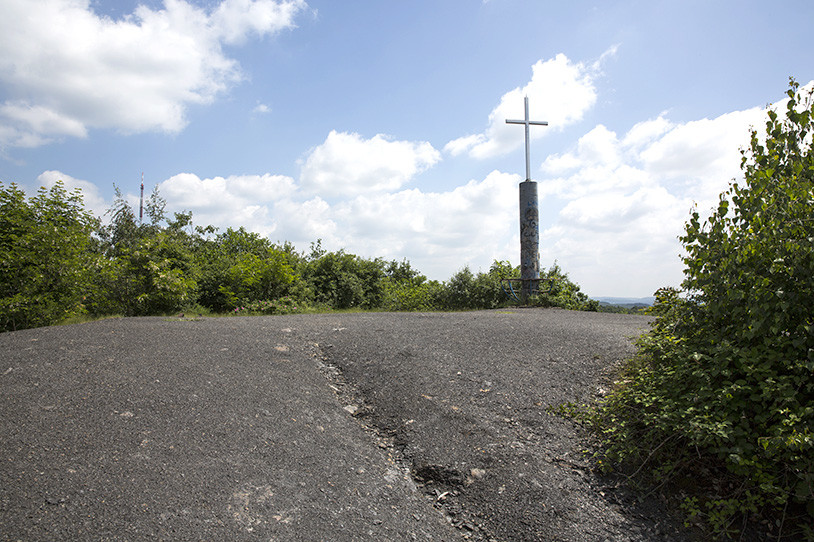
0,309 -> 696,541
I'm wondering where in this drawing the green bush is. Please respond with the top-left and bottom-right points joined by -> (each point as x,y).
0,183 -> 598,325
587,80 -> 814,539
382,279 -> 443,311
195,228 -> 296,311
0,181 -> 97,330
304,250 -> 385,309
433,260 -> 597,312
534,262 -> 598,311
438,266 -> 479,310
87,186 -> 198,316
379,258 -> 438,311
435,261 -> 515,311
236,296 -> 303,315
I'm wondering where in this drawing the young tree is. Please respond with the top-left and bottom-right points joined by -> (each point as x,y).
89,187 -> 196,316
195,227 -> 296,311
305,250 -> 385,310
144,184 -> 167,226
381,259 -> 442,311
0,181 -> 97,331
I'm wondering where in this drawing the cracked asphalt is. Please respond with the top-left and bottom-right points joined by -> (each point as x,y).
1,309 -> 696,541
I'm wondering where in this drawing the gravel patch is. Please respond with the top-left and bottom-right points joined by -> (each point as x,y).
0,310 -> 697,541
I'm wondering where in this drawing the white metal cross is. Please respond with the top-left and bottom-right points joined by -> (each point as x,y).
506,96 -> 548,181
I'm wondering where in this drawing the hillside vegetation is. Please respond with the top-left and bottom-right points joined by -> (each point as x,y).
0,183 -> 596,332
583,80 -> 813,540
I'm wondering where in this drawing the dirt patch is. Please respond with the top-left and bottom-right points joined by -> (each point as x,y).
315,309 -> 697,541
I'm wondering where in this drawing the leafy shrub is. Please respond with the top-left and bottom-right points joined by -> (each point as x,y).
434,261 -> 515,311
534,262 -> 598,311
0,182 -> 598,326
0,181 -> 97,330
238,297 -> 302,315
90,229 -> 196,316
382,279 -> 444,311
304,250 -> 385,309
586,80 -> 814,539
434,260 -> 597,312
195,228 -> 296,311
438,266 -> 479,310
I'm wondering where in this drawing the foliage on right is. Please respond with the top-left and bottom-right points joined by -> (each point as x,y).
590,80 -> 813,539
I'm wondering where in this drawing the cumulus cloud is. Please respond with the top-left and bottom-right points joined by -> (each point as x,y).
36,170 -> 108,218
444,52 -> 605,159
159,172 -> 297,236
542,106 -> 766,202
212,0 -> 306,44
0,0 -> 306,148
152,168 -> 520,280
252,103 -> 272,114
536,102 -> 770,296
299,130 -> 442,198
325,170 -> 520,278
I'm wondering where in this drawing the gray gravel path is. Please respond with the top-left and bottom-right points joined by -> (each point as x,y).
0,309 -> 695,541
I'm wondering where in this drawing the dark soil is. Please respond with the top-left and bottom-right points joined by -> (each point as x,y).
0,309 -> 698,541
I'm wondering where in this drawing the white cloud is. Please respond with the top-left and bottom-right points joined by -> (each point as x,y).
0,0 -> 306,148
252,103 -> 272,114
273,196 -> 339,246
159,172 -> 297,237
326,170 -> 520,278
637,108 -> 765,201
535,102 -> 772,296
36,170 -> 108,217
153,168 -> 520,280
0,103 -> 89,145
213,0 -> 306,44
299,130 -> 442,198
443,134 -> 486,157
444,52 -> 605,159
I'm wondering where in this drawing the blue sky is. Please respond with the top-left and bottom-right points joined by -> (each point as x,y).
1,0 -> 812,297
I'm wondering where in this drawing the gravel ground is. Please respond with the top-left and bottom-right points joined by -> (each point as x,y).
0,309 -> 697,541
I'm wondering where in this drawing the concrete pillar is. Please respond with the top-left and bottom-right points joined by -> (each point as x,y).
519,180 -> 540,303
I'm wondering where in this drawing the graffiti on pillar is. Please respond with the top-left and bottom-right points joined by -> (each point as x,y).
520,202 -> 539,278
519,180 -> 540,284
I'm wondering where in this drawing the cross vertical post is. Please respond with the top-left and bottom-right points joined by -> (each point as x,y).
506,96 -> 548,181
506,96 -> 548,303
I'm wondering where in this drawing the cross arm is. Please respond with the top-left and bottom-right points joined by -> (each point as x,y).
505,119 -> 549,126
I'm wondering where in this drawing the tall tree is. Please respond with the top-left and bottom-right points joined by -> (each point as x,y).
0,181 -> 97,331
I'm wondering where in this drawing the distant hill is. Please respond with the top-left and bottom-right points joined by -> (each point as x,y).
592,296 -> 656,308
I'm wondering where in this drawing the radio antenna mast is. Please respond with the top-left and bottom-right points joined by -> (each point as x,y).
139,172 -> 144,224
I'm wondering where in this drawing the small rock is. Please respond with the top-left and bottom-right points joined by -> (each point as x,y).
470,468 -> 487,480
